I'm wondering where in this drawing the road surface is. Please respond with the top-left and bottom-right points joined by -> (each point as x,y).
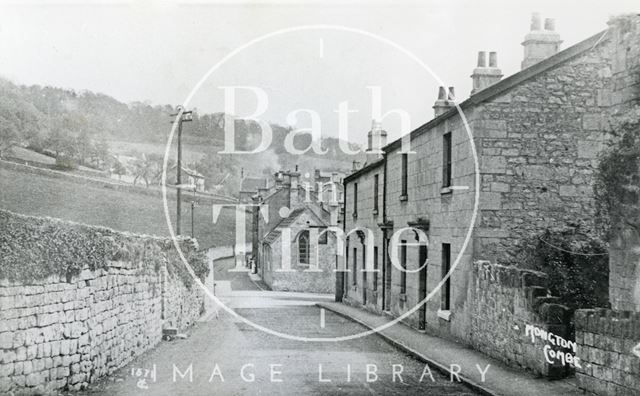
74,257 -> 479,396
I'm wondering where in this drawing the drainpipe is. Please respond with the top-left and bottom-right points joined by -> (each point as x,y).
335,178 -> 348,302
382,152 -> 388,223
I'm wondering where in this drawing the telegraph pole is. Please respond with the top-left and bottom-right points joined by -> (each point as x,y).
170,106 -> 193,235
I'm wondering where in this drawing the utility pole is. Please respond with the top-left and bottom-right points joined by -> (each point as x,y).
170,106 -> 193,235
191,186 -> 197,238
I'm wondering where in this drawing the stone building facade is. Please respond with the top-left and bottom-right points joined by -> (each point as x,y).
341,12 -> 640,375
247,168 -> 342,293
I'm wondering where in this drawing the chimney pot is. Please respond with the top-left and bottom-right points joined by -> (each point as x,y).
477,51 -> 487,67
371,119 -> 382,132
544,18 -> 555,31
531,12 -> 541,30
433,86 -> 452,117
448,87 -> 455,101
521,14 -> 562,69
489,51 -> 498,67
471,51 -> 503,95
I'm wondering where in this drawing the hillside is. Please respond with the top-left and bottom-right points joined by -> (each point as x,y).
0,162 -> 241,248
0,77 -> 358,196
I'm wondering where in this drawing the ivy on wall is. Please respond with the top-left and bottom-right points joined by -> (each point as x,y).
0,210 -> 209,287
518,227 -> 609,312
595,118 -> 640,238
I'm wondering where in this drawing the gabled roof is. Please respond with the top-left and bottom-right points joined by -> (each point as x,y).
383,29 -> 609,153
262,206 -> 327,245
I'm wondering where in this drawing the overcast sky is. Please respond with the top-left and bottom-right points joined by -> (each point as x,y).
0,0 -> 637,144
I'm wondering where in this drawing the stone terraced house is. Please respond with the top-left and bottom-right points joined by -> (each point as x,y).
340,11 -> 640,367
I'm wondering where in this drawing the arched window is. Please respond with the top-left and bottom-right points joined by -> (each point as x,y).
298,230 -> 310,265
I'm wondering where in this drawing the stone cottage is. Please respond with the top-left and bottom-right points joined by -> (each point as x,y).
247,168 -> 343,293
341,11 -> 640,361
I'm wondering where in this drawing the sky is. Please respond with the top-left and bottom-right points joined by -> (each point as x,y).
0,0 -> 637,144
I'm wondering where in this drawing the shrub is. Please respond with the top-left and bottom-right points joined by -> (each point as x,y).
519,227 -> 609,311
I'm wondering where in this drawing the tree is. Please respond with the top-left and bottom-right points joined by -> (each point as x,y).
132,154 -> 153,187
75,130 -> 91,165
90,138 -> 110,169
112,158 -> 126,180
45,128 -> 65,157
0,116 -> 20,159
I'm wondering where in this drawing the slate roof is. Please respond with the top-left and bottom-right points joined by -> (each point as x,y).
261,206 -> 327,246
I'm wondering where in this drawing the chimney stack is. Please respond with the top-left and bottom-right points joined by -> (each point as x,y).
352,160 -> 360,172
274,171 -> 284,189
288,170 -> 301,207
471,51 -> 503,95
433,86 -> 455,117
366,119 -> 387,164
521,13 -> 562,70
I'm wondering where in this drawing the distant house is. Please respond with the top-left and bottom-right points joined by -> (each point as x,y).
163,164 -> 206,192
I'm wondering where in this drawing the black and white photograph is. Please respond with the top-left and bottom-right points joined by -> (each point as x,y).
0,0 -> 639,395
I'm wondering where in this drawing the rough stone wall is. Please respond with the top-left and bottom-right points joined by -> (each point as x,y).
469,261 -> 572,378
606,14 -> 640,312
475,36 -> 616,263
162,268 -> 205,330
0,211 -> 205,394
574,309 -> 640,395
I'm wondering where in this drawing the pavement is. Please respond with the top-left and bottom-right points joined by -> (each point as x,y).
317,302 -> 585,396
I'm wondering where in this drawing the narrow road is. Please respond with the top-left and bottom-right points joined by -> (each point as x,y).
75,258 -> 480,395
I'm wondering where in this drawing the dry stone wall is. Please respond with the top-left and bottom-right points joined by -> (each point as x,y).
574,309 -> 640,395
469,260 -> 573,378
0,210 -> 206,394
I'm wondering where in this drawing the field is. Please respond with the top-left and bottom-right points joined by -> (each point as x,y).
0,166 -> 241,248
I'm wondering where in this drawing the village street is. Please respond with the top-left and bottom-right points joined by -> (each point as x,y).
74,257 -> 480,396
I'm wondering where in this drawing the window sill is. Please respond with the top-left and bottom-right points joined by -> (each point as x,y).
437,309 -> 452,321
441,187 -> 452,195
399,293 -> 407,302
399,195 -> 408,202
